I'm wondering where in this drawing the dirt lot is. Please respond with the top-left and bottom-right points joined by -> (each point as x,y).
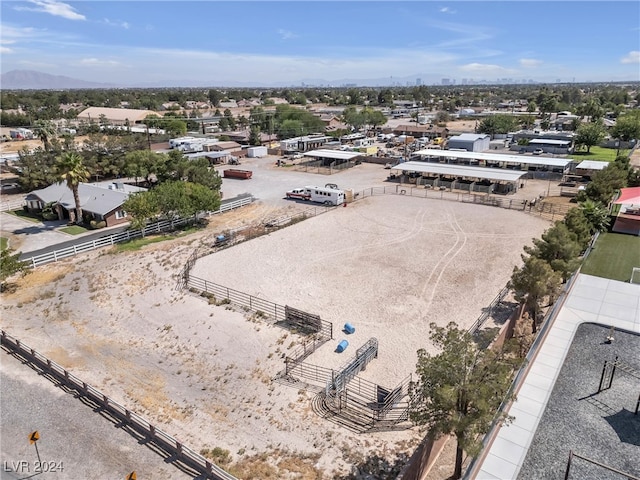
192,195 -> 550,387
1,188 -> 551,478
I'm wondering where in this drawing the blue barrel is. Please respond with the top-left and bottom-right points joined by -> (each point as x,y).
336,339 -> 349,353
344,323 -> 355,334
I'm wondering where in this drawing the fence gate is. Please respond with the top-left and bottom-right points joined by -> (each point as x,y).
284,306 -> 325,336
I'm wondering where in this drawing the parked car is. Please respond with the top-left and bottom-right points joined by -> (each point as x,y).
533,148 -> 544,155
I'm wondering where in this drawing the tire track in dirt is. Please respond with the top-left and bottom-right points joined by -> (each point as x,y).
307,205 -> 431,265
419,206 -> 469,314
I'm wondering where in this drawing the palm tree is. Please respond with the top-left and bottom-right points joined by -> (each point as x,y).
56,152 -> 90,224
33,120 -> 57,152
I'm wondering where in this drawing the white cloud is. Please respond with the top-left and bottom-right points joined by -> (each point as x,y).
519,58 -> 543,67
78,58 -> 122,67
439,7 -> 456,14
1,46 -> 14,54
133,46 -> 457,83
102,18 -> 130,29
17,0 -> 85,20
277,29 -> 298,40
621,51 -> 640,64
459,63 -> 515,74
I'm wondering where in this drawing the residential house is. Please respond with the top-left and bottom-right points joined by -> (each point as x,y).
25,181 -> 146,227
392,124 -> 449,141
611,186 -> 640,236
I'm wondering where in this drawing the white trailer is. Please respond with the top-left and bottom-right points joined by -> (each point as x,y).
304,185 -> 345,206
247,146 -> 268,158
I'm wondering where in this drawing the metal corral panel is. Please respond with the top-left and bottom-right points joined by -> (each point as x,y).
415,148 -> 571,168
391,161 -> 527,182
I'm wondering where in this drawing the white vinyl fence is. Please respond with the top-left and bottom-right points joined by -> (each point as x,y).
0,196 -> 26,212
25,195 -> 254,268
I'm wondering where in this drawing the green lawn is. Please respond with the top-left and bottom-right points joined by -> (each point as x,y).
568,146 -> 628,163
6,209 -> 42,223
0,237 -> 8,251
59,225 -> 89,235
581,232 -> 640,282
114,226 -> 202,252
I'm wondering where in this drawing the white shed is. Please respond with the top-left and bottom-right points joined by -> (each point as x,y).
247,146 -> 268,158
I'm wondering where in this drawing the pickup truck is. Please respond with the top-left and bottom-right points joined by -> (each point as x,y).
286,188 -> 311,200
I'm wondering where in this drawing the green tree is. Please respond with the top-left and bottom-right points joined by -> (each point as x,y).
578,161 -> 629,205
32,120 -> 57,152
509,255 -> 562,332
611,111 -> 640,144
563,207 -> 592,250
0,248 -> 29,291
124,150 -> 166,186
524,222 -> 582,282
580,199 -> 610,233
278,119 -> 305,139
208,89 -> 223,107
574,121 -> 605,153
249,124 -> 262,146
477,114 -> 518,138
56,151 -> 90,224
377,88 -> 394,105
122,191 -> 159,232
342,106 -> 365,131
153,181 -> 220,220
15,148 -> 59,191
411,322 -> 521,479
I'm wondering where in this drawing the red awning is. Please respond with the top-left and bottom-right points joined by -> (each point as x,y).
614,186 -> 640,205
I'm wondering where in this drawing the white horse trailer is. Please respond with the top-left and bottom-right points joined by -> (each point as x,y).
304,185 -> 345,206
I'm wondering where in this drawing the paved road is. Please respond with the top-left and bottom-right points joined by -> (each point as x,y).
0,349 -> 196,480
17,225 -> 130,261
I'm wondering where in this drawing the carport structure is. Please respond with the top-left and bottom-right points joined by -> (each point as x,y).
298,149 -> 363,173
390,161 -> 527,194
414,148 -> 572,179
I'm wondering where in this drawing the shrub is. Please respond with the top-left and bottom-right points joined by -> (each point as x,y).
89,220 -> 107,229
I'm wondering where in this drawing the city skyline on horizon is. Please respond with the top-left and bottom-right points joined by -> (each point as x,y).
1,1 -> 639,88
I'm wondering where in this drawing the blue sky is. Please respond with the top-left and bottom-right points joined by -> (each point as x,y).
1,1 -> 639,86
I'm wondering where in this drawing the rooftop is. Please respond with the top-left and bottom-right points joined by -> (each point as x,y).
576,160 -> 611,171
303,149 -> 362,160
390,161 -> 527,182
414,149 -> 572,168
471,273 -> 640,479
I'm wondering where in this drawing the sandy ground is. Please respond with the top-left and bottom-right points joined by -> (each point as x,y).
191,195 -> 551,388
1,189 -> 551,478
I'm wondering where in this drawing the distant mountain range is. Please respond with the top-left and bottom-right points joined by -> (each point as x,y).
0,70 -> 116,89
0,69 -> 434,89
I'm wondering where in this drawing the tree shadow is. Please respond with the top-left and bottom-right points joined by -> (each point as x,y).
335,452 -> 410,480
486,300 -> 518,326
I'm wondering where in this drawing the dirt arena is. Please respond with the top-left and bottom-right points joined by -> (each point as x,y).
192,194 -> 551,388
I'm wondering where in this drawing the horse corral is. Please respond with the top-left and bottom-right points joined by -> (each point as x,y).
190,194 -> 552,427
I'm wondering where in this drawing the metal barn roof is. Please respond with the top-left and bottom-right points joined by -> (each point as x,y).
414,149 -> 571,168
528,138 -> 571,146
303,149 -> 362,160
576,160 -> 610,170
390,161 -> 527,182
